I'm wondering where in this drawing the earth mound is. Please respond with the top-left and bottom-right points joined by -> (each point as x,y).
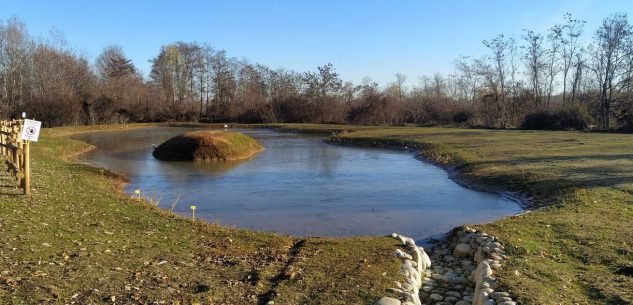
152,130 -> 264,161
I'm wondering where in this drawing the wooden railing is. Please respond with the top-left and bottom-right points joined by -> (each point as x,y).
0,119 -> 31,195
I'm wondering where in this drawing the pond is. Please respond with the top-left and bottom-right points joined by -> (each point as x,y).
72,127 -> 521,239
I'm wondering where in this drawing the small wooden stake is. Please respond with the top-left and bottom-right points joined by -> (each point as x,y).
23,140 -> 30,195
190,205 -> 197,221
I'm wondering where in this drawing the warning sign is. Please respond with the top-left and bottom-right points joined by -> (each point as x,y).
21,119 -> 42,142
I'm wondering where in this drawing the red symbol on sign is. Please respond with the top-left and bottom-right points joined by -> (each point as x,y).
26,126 -> 36,135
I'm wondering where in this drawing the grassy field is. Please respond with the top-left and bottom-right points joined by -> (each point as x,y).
273,123 -> 633,305
0,124 -> 400,305
1,123 -> 632,304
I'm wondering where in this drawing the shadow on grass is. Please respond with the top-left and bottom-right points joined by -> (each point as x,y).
585,285 -> 631,305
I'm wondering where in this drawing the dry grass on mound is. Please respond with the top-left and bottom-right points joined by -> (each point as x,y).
153,130 -> 264,161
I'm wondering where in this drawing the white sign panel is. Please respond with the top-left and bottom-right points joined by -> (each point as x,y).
21,119 -> 42,142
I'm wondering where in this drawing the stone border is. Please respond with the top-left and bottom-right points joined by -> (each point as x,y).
374,228 -> 517,305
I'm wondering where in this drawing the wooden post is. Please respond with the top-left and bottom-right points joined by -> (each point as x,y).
12,139 -> 19,182
23,140 -> 30,195
1,121 -> 5,155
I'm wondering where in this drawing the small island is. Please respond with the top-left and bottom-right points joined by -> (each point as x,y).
152,130 -> 264,161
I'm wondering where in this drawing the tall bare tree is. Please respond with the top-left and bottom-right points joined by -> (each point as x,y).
483,34 -> 513,127
522,30 -> 546,108
590,13 -> 632,128
560,13 -> 586,105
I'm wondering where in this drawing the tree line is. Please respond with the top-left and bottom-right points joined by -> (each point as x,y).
1,13 -> 632,130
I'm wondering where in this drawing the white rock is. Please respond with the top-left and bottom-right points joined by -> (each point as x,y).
476,291 -> 489,305
474,247 -> 485,264
490,292 -> 509,300
401,282 -> 413,291
484,299 -> 495,305
373,297 -> 401,305
454,243 -> 472,258
490,262 -> 502,270
497,302 -> 516,305
419,246 -> 432,270
475,261 -> 493,283
395,249 -> 413,260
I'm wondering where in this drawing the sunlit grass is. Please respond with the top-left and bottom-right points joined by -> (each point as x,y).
0,124 -> 400,304
273,123 -> 633,305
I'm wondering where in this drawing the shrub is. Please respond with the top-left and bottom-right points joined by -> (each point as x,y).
521,105 -> 592,131
521,111 -> 552,130
452,111 -> 472,124
555,105 -> 592,130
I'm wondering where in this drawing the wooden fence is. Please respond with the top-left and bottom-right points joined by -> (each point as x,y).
0,119 -> 31,195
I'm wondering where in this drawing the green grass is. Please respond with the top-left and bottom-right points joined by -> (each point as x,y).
3,123 -> 632,304
271,123 -> 633,305
0,124 -> 400,304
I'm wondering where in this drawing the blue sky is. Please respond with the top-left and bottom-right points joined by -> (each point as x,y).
2,0 -> 632,85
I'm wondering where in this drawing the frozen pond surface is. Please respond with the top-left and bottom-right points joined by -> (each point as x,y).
73,127 -> 520,239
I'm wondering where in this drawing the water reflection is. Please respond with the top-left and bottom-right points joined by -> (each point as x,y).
72,127 -> 521,239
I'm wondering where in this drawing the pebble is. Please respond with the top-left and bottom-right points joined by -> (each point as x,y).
490,291 -> 510,300
444,296 -> 459,302
373,297 -> 401,305
453,243 -> 472,258
498,302 -> 516,305
429,293 -> 443,301
445,291 -> 461,298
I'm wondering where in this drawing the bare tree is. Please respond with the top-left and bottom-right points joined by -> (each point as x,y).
395,73 -> 406,103
522,30 -> 546,108
590,13 -> 632,129
483,34 -> 513,127
0,17 -> 33,114
545,24 -> 563,109
571,51 -> 585,104
560,13 -> 586,105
